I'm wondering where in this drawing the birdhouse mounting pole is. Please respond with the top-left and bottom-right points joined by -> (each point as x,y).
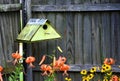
19,0 -> 24,81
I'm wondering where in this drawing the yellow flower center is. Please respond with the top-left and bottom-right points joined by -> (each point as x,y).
90,67 -> 96,73
81,70 -> 87,75
87,74 -> 94,79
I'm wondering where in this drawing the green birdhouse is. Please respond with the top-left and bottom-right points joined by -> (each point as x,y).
16,19 -> 61,42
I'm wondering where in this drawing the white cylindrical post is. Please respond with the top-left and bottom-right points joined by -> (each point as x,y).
19,0 -> 23,81
19,43 -> 23,62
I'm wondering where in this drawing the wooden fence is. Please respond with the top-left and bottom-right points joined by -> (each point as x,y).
0,0 -> 120,81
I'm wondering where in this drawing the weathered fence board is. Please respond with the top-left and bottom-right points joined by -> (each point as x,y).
33,64 -> 120,72
46,0 -> 56,5
0,4 -> 21,12
32,4 -> 120,12
112,13 -> 120,64
91,13 -> 101,64
101,13 -> 111,58
66,13 -> 75,64
55,13 -> 65,57
0,0 -> 19,4
0,22 -> 5,66
0,4 -> 120,12
0,12 -> 20,65
74,13 -> 83,64
83,13 -> 92,64
32,0 -> 120,5
74,0 -> 83,4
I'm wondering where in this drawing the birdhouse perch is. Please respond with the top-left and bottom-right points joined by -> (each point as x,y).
16,19 -> 61,42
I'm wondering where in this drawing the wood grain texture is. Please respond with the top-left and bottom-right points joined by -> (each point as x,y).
66,13 -> 75,64
25,0 -> 31,21
83,0 -> 91,3
101,13 -> 111,58
111,12 -> 120,64
110,0 -> 120,3
111,12 -> 116,59
0,15 -> 5,66
0,13 -> 9,61
74,11 -> 83,81
0,12 -> 20,62
91,0 -> 100,4
47,0 -> 56,5
74,13 -> 84,64
55,13 -> 66,57
31,0 -> 120,5
74,0 -> 83,4
101,0 -> 110,3
0,0 -> 19,4
33,64 -> 120,72
117,14 -> 120,64
31,0 -> 47,5
83,13 -> 92,64
91,13 -> 102,65
56,0 -> 67,5
32,4 -> 120,12
0,4 -> 21,12
47,12 -> 56,63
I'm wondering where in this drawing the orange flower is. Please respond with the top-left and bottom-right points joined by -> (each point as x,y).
104,58 -> 115,65
40,64 -> 52,75
0,66 -> 3,72
39,55 -> 46,65
60,56 -> 66,63
60,64 -> 70,76
11,51 -> 22,65
25,56 -> 35,68
110,75 -> 119,81
54,56 -> 66,69
39,55 -> 70,77
0,66 -> 3,81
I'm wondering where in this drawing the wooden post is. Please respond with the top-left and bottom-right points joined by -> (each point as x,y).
24,0 -> 32,81
26,0 -> 31,21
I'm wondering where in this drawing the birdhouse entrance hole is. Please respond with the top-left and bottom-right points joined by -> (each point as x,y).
43,25 -> 48,30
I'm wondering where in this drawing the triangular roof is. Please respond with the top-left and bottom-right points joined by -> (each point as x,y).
16,19 -> 61,43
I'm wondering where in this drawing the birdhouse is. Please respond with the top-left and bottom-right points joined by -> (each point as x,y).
16,19 -> 61,42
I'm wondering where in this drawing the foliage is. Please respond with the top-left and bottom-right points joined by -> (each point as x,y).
8,63 -> 24,81
8,51 -> 24,81
44,73 -> 56,81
